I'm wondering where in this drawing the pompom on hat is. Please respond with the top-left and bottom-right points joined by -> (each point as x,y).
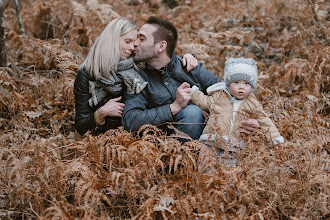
224,57 -> 258,95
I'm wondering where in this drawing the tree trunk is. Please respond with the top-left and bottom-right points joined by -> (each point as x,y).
13,0 -> 25,35
0,0 -> 6,67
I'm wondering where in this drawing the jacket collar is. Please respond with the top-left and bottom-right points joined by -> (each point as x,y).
144,53 -> 177,75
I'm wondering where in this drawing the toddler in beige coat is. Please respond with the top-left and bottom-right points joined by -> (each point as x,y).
191,58 -> 284,165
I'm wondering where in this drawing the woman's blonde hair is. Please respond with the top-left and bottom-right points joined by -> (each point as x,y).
82,17 -> 138,80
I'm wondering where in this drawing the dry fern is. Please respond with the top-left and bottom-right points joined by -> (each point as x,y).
1,0 -> 329,219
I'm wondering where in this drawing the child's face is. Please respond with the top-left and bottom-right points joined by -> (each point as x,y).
229,80 -> 252,99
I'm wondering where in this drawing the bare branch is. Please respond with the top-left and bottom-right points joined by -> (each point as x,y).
13,0 -> 25,36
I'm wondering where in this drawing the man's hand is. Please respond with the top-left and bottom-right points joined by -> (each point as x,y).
239,119 -> 260,135
182,54 -> 198,72
170,82 -> 191,115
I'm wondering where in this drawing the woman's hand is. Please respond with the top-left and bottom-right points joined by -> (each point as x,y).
239,119 -> 260,135
96,96 -> 125,123
182,54 -> 198,72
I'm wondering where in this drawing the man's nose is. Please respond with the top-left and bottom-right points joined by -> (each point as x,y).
134,39 -> 139,47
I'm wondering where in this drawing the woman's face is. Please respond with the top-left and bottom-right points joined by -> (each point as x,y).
120,29 -> 138,59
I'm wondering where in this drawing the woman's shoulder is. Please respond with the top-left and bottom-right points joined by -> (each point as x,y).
74,66 -> 91,90
77,66 -> 89,77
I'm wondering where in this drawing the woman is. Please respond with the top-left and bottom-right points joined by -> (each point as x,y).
74,18 -> 197,136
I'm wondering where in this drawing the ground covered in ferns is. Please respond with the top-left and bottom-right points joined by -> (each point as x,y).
0,0 -> 329,219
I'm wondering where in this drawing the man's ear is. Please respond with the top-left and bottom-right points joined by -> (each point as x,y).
157,40 -> 167,53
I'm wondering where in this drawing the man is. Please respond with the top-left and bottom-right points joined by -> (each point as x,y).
122,16 -> 259,141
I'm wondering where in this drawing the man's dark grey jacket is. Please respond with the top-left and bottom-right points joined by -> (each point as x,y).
122,53 -> 220,132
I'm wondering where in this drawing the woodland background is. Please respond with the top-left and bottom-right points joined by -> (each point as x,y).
0,0 -> 329,219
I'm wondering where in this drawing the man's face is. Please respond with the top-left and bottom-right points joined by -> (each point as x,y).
133,24 -> 158,63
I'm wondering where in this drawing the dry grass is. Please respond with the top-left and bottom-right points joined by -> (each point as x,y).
0,0 -> 329,219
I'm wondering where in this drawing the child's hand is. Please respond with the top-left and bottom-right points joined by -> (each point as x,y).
239,119 -> 260,135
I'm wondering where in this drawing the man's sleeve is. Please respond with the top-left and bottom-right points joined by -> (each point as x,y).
121,91 -> 174,132
191,62 -> 220,93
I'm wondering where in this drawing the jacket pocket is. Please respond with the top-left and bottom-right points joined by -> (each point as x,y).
149,91 -> 172,107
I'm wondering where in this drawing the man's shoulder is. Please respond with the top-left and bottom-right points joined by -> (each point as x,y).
175,54 -> 183,62
171,55 -> 186,72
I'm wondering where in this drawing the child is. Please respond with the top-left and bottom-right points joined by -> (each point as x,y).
190,57 -> 284,165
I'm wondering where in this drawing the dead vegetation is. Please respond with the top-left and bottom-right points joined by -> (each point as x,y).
0,0 -> 329,219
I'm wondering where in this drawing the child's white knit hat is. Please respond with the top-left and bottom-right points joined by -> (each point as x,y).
224,57 -> 258,89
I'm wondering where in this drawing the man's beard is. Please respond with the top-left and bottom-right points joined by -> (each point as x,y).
133,47 -> 157,63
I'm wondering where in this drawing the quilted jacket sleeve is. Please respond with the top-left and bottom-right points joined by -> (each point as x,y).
255,104 -> 284,145
74,68 -> 122,135
73,68 -> 97,135
190,86 -> 214,112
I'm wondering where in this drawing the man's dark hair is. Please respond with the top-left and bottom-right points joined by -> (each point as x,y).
146,16 -> 178,57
